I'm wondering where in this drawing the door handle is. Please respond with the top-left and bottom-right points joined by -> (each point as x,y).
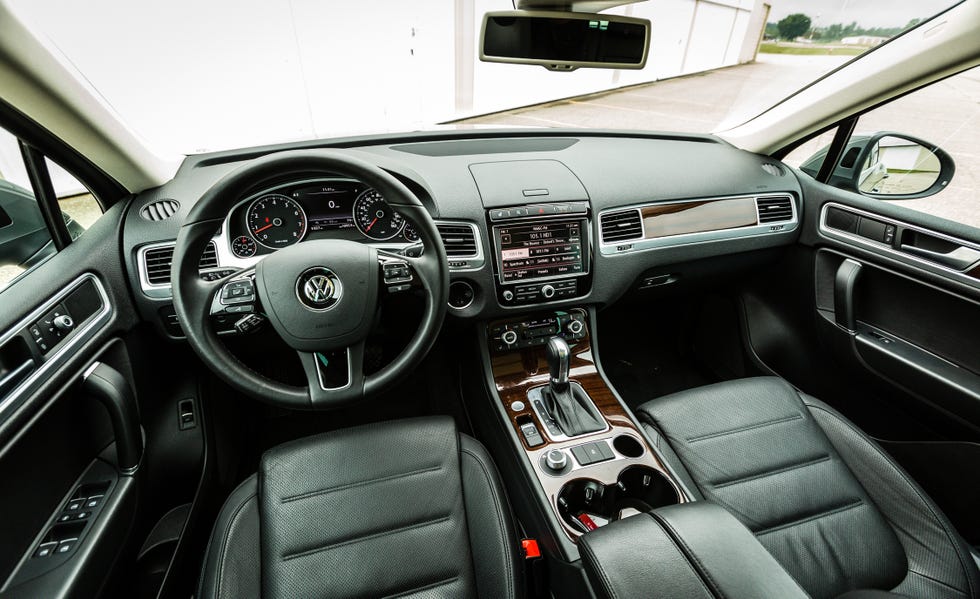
834,259 -> 862,332
900,243 -> 980,271
82,362 -> 143,475
0,358 -> 36,397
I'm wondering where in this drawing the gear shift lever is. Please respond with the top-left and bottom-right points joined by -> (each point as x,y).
543,336 -> 603,437
547,336 -> 571,391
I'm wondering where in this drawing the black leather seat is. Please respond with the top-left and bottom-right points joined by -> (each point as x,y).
636,376 -> 980,599
198,417 -> 521,599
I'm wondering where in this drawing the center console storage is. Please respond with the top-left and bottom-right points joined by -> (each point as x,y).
578,502 -> 809,599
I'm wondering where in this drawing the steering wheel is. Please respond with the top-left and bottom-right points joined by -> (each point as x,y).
171,149 -> 449,409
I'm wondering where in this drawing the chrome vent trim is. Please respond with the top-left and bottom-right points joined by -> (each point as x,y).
599,209 -> 643,243
756,196 -> 794,224
141,241 -> 218,286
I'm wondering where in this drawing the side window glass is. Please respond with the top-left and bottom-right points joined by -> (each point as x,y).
784,65 -> 980,228
46,158 -> 103,238
0,128 -> 102,290
0,128 -> 50,289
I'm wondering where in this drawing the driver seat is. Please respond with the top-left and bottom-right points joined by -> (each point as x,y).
198,417 -> 522,598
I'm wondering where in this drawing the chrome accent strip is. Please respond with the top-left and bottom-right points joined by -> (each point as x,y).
0,274 -> 112,423
597,193 -> 798,256
818,202 -> 980,284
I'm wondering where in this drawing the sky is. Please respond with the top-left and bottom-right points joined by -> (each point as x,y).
766,0 -> 960,29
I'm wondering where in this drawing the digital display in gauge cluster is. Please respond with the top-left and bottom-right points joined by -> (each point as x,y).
294,182 -> 361,233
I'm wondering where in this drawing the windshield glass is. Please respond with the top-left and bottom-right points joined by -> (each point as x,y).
6,0 -> 959,156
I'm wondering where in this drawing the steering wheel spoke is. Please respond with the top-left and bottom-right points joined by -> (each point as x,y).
207,267 -> 267,334
298,338 -> 366,405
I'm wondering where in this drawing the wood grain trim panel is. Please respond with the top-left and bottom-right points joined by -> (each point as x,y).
640,198 -> 758,239
488,312 -> 686,540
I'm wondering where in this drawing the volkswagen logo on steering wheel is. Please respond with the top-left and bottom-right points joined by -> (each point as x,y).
296,267 -> 342,311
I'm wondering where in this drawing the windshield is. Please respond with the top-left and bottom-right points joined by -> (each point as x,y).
6,0 -> 959,156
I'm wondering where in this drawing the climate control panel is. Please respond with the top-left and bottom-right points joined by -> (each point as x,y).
489,310 -> 587,353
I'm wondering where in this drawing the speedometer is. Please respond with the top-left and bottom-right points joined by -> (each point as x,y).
246,194 -> 307,249
353,189 -> 405,240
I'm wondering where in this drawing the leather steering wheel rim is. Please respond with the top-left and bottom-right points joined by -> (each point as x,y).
171,149 -> 449,409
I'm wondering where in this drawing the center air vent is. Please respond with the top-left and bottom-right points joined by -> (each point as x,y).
143,242 -> 218,285
756,196 -> 794,224
600,209 -> 643,243
140,199 -> 180,221
436,223 -> 478,257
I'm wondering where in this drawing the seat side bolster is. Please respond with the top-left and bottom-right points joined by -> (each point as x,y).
198,475 -> 260,599
460,434 -> 522,599
804,395 -> 980,599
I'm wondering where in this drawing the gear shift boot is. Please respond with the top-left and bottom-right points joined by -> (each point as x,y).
543,382 -> 605,437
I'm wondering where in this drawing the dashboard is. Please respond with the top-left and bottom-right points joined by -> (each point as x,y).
122,131 -> 804,338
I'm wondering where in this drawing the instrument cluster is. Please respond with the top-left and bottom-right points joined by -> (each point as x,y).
225,179 -> 419,258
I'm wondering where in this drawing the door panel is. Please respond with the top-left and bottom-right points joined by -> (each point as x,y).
0,200 -> 142,597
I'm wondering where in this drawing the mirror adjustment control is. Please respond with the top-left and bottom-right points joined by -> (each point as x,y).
53,314 -> 74,332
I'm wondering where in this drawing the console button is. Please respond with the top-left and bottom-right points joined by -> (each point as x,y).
520,423 -> 544,447
571,445 -> 594,466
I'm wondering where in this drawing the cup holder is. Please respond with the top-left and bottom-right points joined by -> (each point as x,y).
612,434 -> 644,458
557,466 -> 679,533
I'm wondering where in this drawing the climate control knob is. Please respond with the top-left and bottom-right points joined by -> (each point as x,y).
567,319 -> 584,335
501,330 -> 518,345
545,449 -> 567,471
541,284 -> 556,299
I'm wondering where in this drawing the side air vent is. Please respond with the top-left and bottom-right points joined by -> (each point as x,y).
140,199 -> 180,221
436,223 -> 478,257
144,242 -> 218,285
756,196 -> 794,224
600,209 -> 643,243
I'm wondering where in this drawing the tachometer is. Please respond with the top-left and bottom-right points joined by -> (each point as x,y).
246,194 -> 307,248
353,189 -> 404,240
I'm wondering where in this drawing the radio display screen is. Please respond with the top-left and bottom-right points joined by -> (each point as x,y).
494,220 -> 586,283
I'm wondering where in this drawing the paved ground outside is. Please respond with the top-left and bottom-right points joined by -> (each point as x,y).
459,54 -> 980,229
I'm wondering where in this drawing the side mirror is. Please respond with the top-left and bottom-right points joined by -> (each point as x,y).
851,133 -> 954,199
801,132 -> 955,200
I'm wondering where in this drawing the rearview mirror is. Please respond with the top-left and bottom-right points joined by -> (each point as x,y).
800,132 -> 955,200
480,10 -> 650,72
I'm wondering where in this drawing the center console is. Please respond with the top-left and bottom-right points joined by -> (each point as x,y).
486,308 -> 686,540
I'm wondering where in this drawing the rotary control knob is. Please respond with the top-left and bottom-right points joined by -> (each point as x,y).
53,314 -> 75,332
502,289 -> 514,302
501,330 -> 518,345
566,319 -> 584,335
545,449 -> 567,471
541,284 -> 556,299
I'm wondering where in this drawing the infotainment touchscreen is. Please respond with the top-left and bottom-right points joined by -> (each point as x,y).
494,220 -> 586,283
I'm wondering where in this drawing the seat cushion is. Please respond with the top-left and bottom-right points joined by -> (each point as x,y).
198,416 -> 521,599
637,377 -> 979,599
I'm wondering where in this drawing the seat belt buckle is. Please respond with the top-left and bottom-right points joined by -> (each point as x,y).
521,538 -> 541,559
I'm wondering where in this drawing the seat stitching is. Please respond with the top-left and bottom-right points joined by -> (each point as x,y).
213,489 -> 257,599
754,499 -> 864,536
686,414 -> 803,443
279,464 -> 443,503
461,446 -> 515,597
806,400 -> 978,598
907,568 -> 970,594
711,455 -> 831,489
281,514 -> 451,561
380,575 -> 460,598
